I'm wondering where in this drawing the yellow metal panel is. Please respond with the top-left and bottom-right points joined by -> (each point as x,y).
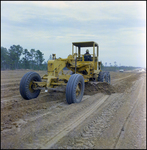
94,70 -> 100,74
39,41 -> 101,89
51,83 -> 67,86
59,74 -> 71,81
33,81 -> 47,87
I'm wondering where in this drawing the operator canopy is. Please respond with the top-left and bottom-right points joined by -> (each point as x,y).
72,41 -> 98,47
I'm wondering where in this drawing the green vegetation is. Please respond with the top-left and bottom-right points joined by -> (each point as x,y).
1,45 -> 47,70
1,45 -> 141,71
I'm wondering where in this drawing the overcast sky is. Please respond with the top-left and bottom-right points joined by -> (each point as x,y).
1,1 -> 146,68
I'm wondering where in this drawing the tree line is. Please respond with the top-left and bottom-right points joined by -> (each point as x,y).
101,63 -> 140,72
1,45 -> 140,71
1,45 -> 47,70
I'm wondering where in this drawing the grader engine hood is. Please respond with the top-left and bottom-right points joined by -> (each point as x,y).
47,59 -> 66,77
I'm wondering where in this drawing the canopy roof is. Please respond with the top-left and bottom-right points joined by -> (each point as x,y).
72,41 -> 98,47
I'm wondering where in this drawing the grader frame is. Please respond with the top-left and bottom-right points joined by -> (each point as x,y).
19,41 -> 110,104
34,41 -> 101,88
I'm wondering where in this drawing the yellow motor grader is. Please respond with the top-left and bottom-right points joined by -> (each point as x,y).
19,41 -> 110,104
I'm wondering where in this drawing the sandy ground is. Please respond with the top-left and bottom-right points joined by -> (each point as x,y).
1,69 -> 146,149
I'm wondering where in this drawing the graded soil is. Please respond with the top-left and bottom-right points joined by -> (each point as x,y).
1,69 -> 146,149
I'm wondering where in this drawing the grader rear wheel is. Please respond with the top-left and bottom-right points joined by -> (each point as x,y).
66,74 -> 85,104
106,72 -> 111,84
19,72 -> 41,100
98,72 -> 106,82
98,71 -> 110,84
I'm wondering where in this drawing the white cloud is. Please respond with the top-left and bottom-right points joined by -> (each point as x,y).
2,1 -> 145,23
1,1 -> 146,67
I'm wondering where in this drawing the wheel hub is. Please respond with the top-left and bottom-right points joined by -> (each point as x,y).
29,81 -> 35,93
76,82 -> 81,98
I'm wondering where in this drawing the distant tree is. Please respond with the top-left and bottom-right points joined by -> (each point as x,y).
30,49 -> 36,69
35,50 -> 45,69
1,47 -> 9,70
1,44 -> 46,70
105,62 -> 107,66
22,49 -> 31,69
42,61 -> 48,70
114,61 -> 117,67
8,45 -> 23,69
109,63 -> 111,66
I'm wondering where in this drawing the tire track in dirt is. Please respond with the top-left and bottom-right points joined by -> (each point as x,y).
114,74 -> 146,149
1,93 -> 105,149
51,73 -> 144,149
41,95 -> 109,149
1,70 -> 144,149
21,95 -> 91,124
112,74 -> 133,83
52,93 -> 124,149
1,92 -> 49,105
26,94 -> 105,149
91,73 -> 145,149
113,77 -> 143,148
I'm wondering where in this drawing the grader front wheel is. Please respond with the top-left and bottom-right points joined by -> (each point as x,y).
66,74 -> 85,104
19,72 -> 41,100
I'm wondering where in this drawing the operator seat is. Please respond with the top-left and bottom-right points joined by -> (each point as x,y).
84,54 -> 92,61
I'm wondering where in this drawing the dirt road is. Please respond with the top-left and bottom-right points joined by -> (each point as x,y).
1,70 -> 146,149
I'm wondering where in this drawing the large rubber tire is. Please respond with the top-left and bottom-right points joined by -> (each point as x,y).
98,71 -> 111,84
66,74 -> 85,104
98,72 -> 102,82
106,72 -> 111,84
98,72 -> 107,82
19,72 -> 41,100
